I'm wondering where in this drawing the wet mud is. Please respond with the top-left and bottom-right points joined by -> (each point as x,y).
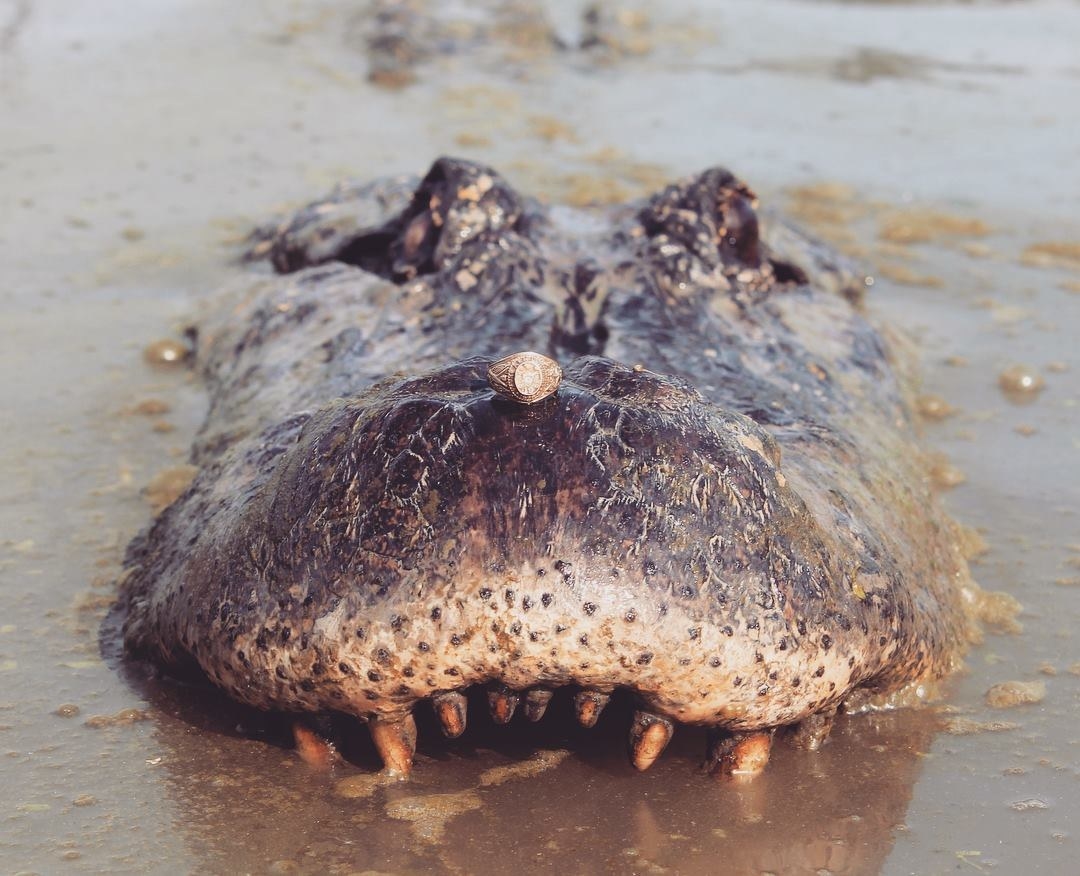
2,1 -> 1079,874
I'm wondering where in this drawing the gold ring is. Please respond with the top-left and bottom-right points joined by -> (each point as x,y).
487,352 -> 562,404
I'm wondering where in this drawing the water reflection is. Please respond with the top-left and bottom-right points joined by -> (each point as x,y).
112,650 -> 941,875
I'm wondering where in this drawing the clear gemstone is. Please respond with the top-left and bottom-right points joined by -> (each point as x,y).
513,360 -> 544,397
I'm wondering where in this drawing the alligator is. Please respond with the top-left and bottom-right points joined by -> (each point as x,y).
116,157 -> 982,778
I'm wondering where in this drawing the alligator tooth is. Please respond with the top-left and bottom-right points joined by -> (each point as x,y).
522,688 -> 554,722
487,684 -> 520,724
292,722 -> 337,771
572,690 -> 610,728
789,707 -> 837,752
432,691 -> 468,739
628,710 -> 674,771
369,713 -> 417,777
705,729 -> 774,780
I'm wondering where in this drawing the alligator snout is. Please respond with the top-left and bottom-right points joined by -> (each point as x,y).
116,158 -> 980,780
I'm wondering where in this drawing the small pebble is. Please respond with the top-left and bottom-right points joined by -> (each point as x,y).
915,394 -> 954,420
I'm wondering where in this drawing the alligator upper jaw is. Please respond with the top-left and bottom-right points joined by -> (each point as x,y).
192,348 -> 811,620
165,351 -> 850,733
249,352 -> 823,659
264,353 -> 792,566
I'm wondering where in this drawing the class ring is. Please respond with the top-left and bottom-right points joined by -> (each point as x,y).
487,351 -> 563,404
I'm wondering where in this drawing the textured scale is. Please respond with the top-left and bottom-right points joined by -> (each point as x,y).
116,157 -> 984,777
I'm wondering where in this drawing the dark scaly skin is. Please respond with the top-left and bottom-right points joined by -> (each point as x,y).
118,158 -> 978,771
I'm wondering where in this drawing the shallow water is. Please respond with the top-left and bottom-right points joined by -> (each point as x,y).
1,1 -> 1078,874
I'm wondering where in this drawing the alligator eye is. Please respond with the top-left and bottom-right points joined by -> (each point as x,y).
487,351 -> 562,404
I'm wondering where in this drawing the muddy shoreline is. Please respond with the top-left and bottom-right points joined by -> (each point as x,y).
2,2 -> 1078,873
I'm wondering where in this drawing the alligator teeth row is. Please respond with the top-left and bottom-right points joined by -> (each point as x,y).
295,684 -> 838,779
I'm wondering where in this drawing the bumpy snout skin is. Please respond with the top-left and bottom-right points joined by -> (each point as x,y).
118,157 -> 977,770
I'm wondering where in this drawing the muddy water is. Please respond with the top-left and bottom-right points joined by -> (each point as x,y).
2,1 -> 1078,873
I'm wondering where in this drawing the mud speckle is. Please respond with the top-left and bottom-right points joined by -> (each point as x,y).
130,398 -> 173,416
1019,242 -> 1080,272
927,454 -> 966,490
942,718 -> 1019,736
384,790 -> 483,843
984,681 -> 1046,709
998,364 -> 1046,401
143,465 -> 198,513
964,588 -> 1023,635
83,708 -> 151,729
878,210 -> 991,245
334,772 -> 405,799
874,263 -> 944,289
477,748 -> 572,786
142,338 -> 191,367
915,394 -> 955,421
1010,798 -> 1050,812
953,524 -> 988,561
